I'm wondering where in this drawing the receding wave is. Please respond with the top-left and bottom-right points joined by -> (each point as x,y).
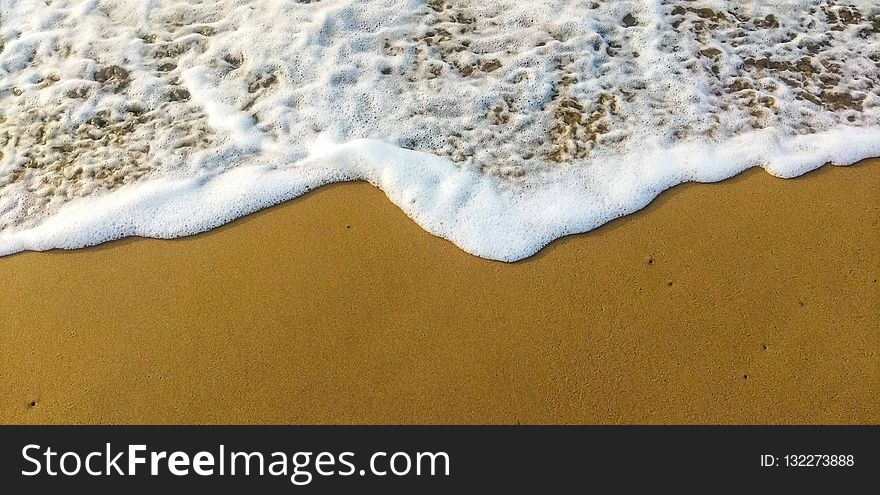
0,0 -> 878,260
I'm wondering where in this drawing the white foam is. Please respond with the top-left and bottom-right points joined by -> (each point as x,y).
0,0 -> 878,261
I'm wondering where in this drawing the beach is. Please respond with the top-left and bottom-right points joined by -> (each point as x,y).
1,158 -> 877,424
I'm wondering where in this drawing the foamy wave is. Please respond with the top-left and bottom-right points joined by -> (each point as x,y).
0,0 -> 878,260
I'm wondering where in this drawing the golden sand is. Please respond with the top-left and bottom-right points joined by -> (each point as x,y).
1,160 -> 878,424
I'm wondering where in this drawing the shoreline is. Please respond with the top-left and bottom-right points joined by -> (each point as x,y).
1,159 -> 878,424
5,134 -> 880,262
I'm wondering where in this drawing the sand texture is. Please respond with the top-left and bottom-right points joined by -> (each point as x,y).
1,160 -> 878,424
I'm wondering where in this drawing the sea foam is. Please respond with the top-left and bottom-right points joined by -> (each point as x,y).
0,0 -> 878,261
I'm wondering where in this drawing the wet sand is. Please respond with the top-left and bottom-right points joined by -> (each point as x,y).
1,159 -> 878,424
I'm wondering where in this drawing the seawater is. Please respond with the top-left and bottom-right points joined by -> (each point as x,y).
0,0 -> 878,261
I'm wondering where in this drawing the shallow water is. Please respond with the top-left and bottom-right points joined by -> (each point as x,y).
1,0 -> 878,260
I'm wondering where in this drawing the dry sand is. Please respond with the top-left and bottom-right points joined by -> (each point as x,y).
1,159 -> 878,424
